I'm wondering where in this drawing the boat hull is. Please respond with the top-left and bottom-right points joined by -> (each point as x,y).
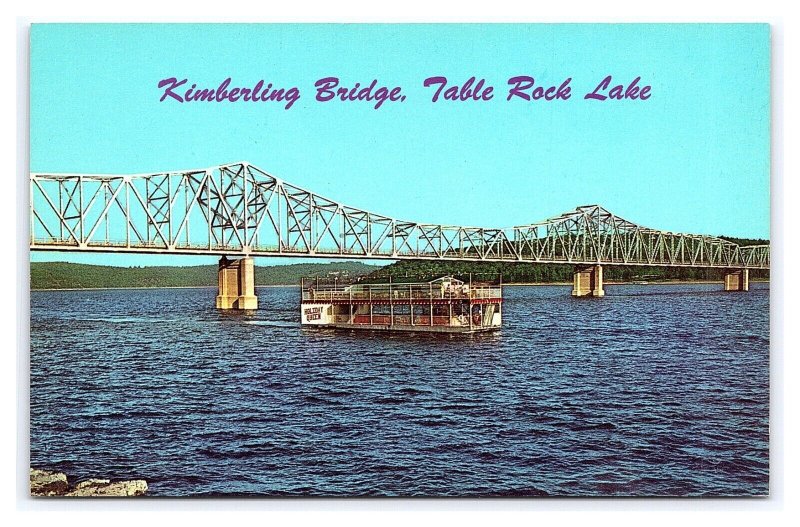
304,323 -> 499,334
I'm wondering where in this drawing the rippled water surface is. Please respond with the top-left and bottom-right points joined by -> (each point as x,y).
30,283 -> 770,497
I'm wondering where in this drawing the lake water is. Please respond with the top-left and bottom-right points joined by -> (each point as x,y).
29,283 -> 770,497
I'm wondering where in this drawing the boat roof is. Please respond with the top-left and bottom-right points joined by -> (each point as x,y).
427,276 -> 464,285
349,275 -> 465,288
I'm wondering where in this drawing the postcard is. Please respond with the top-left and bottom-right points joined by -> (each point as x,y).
28,23 -> 770,497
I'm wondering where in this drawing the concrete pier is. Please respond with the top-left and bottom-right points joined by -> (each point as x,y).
723,268 -> 749,292
216,257 -> 258,309
572,264 -> 605,297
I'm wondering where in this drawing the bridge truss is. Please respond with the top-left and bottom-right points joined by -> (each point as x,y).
30,162 -> 769,269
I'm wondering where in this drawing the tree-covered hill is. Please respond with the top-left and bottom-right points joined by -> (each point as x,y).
364,260 -> 769,284
30,261 -> 381,290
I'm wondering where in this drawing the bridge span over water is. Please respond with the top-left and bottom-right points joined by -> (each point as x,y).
30,162 -> 769,308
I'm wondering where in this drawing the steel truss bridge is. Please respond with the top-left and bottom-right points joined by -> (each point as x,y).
30,162 -> 769,269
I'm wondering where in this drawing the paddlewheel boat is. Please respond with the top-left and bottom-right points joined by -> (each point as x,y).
300,276 -> 502,333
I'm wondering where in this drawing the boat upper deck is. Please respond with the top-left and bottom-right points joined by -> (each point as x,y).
301,276 -> 502,304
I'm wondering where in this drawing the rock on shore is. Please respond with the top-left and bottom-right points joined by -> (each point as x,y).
30,469 -> 148,497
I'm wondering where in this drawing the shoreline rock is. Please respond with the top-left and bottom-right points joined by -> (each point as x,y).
30,468 -> 148,497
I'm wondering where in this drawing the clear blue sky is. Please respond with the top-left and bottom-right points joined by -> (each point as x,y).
30,23 -> 770,267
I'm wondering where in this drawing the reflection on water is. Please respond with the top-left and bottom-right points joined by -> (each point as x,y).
30,283 -> 769,496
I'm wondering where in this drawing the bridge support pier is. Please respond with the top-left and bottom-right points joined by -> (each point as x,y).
572,265 -> 605,297
723,268 -> 749,292
216,257 -> 258,310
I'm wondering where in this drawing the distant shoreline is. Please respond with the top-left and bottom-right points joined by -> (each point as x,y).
31,284 -> 302,292
31,279 -> 769,292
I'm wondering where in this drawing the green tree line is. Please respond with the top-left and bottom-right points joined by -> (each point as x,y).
30,261 -> 380,290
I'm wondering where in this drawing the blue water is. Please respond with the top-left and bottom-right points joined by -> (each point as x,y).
29,283 -> 770,497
